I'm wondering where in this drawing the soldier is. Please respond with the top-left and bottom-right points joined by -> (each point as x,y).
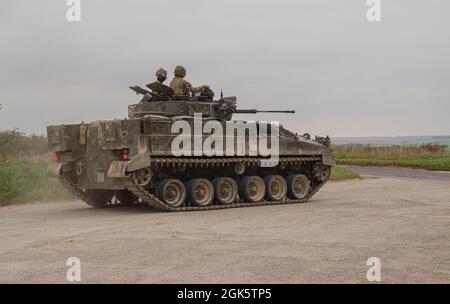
155,68 -> 167,84
146,68 -> 173,97
170,65 -> 209,96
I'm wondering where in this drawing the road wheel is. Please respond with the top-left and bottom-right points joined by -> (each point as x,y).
84,189 -> 114,208
114,190 -> 137,206
186,178 -> 214,207
286,174 -> 310,200
213,177 -> 238,205
157,179 -> 186,208
264,175 -> 287,201
239,176 -> 266,203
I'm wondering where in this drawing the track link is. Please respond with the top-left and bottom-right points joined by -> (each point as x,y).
124,156 -> 326,212
148,156 -> 322,169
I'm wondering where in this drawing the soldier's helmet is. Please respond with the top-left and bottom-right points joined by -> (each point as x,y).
174,65 -> 186,78
155,68 -> 167,79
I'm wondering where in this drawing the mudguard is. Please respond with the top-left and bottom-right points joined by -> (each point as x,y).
321,151 -> 336,166
126,151 -> 151,172
107,161 -> 128,178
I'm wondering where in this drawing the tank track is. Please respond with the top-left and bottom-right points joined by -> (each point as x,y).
59,156 -> 328,212
58,177 -> 110,207
147,156 -> 322,168
123,178 -> 325,212
124,156 -> 326,212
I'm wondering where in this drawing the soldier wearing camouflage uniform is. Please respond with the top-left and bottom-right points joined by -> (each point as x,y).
145,68 -> 174,98
170,65 -> 209,96
155,68 -> 167,84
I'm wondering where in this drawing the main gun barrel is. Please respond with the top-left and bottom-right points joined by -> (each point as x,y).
234,109 -> 295,114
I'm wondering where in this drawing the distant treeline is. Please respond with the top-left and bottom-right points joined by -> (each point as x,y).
333,143 -> 449,159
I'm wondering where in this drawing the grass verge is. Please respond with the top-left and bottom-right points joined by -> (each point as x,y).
329,166 -> 360,181
337,157 -> 450,171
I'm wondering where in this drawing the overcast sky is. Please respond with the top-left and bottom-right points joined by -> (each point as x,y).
0,0 -> 449,137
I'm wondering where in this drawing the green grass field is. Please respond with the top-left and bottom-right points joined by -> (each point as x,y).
329,166 -> 360,181
334,145 -> 450,171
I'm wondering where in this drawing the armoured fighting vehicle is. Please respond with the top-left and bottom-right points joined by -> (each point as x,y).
47,82 -> 335,211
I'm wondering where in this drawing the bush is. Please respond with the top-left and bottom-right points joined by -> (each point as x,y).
0,129 -> 73,205
0,161 -> 74,206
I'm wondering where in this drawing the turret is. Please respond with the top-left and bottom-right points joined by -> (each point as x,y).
128,86 -> 294,120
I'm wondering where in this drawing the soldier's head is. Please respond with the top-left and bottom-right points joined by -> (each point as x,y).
155,68 -> 167,83
174,65 -> 186,78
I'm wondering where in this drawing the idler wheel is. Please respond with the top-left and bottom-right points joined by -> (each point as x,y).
212,177 -> 238,205
133,168 -> 152,187
239,176 -> 266,203
286,174 -> 310,200
157,179 -> 186,207
186,178 -> 215,207
264,175 -> 287,201
84,189 -> 114,208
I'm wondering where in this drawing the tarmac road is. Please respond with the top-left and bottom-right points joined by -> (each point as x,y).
0,168 -> 449,283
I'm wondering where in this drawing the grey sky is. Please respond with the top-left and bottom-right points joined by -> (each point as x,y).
0,0 -> 449,137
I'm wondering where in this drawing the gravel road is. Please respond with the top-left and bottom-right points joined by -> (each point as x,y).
0,170 -> 449,283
